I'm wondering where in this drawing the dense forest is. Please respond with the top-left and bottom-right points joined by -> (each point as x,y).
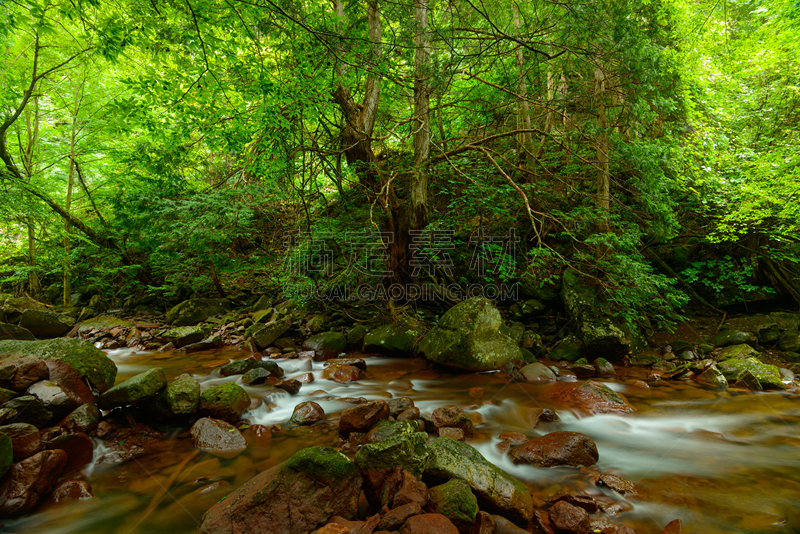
1,0 -> 800,533
1,0 -> 797,318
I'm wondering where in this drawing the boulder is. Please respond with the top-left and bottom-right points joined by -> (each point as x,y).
709,329 -> 753,348
306,314 -> 329,333
546,381 -> 635,415
355,432 -> 429,477
549,336 -> 584,362
199,382 -> 251,423
519,362 -> 557,383
2,297 -> 47,324
322,364 -> 364,384
1,359 -> 48,391
717,357 -> 784,390
592,358 -> 614,376
0,338 -> 117,391
363,325 -> 425,355
198,447 -> 362,534
161,325 -> 209,348
364,420 -> 422,444
219,359 -> 283,378
418,298 -> 522,371
548,500 -> 590,534
509,431 -> 599,468
303,331 -> 347,360
0,323 -> 36,341
379,502 -> 424,531
0,423 -> 41,460
290,401 -> 326,425
718,344 -> 759,360
778,332 -> 800,353
429,406 -> 474,437
249,319 -> 292,350
76,315 -> 134,334
51,479 -> 94,503
339,400 -> 390,436
27,380 -> 77,417
425,478 -> 478,533
165,373 -> 200,415
0,433 -> 11,478
165,298 -> 230,326
424,437 -> 533,525
0,387 -> 14,403
2,396 -> 52,426
98,367 -> 167,410
58,403 -> 101,434
695,365 -> 728,389
400,514 -> 459,534
42,432 -> 93,473
191,417 -> 248,459
0,449 -> 67,518
509,299 -> 547,321
347,325 -> 369,348
19,310 -> 74,338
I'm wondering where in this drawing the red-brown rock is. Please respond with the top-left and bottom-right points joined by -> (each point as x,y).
323,364 -> 365,384
388,397 -> 415,417
379,502 -> 424,531
51,479 -> 94,502
0,423 -> 41,460
397,407 -> 420,421
509,431 -> 598,468
401,513 -> 459,534
549,500 -> 590,534
429,406 -> 474,437
0,449 -> 67,518
547,493 -> 598,513
43,432 -> 93,474
545,381 -> 635,415
317,524 -> 350,534
290,401 -> 326,425
660,519 -> 682,534
339,400 -> 390,436
190,417 -> 247,459
438,427 -> 465,440
10,360 -> 50,391
491,515 -> 530,534
325,358 -> 367,370
43,360 -> 96,405
58,403 -> 101,434
598,473 -> 638,497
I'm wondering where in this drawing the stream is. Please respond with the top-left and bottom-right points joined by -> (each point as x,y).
5,346 -> 800,534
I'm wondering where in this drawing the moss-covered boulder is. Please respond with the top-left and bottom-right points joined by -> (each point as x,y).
2,297 -> 47,324
98,368 -> 167,409
0,388 -> 15,404
76,316 -> 135,334
363,325 -> 425,355
424,437 -> 533,525
355,432 -> 429,477
696,365 -> 728,389
219,359 -> 283,378
248,319 -> 291,350
347,325 -> 369,348
718,344 -> 759,360
302,331 -> 347,360
778,332 -> 800,353
364,419 -> 422,444
199,382 -> 250,423
198,447 -> 362,534
0,323 -> 35,341
161,325 -> 210,348
0,339 -> 116,392
425,478 -> 478,533
709,329 -> 754,348
717,357 -> 784,390
418,298 -> 522,371
0,432 -> 11,478
549,335 -> 584,362
165,298 -> 230,326
19,310 -> 74,338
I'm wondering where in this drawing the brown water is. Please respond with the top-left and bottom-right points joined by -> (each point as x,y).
5,347 -> 800,534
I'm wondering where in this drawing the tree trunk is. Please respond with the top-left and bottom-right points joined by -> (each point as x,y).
594,65 -> 610,233
26,218 -> 41,298
411,0 -> 430,231
512,2 -> 532,167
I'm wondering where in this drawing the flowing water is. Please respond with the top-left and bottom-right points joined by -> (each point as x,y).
5,346 -> 800,534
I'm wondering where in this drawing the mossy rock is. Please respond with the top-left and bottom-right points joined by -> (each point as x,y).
0,387 -> 15,404
248,319 -> 292,350
424,437 -> 532,525
363,324 -> 425,355
426,478 -> 479,531
347,325 -> 369,348
284,446 -> 359,483
99,367 -> 167,410
718,344 -> 759,360
219,359 -> 283,378
0,432 -> 11,478
717,357 -> 784,390
696,365 -> 728,389
354,432 -> 429,477
709,329 -> 753,348
165,298 -> 231,326
549,336 -> 583,362
161,325 -> 210,348
251,309 -> 273,324
630,354 -> 661,367
0,323 -> 36,341
199,382 -> 250,423
77,315 -> 135,334
19,309 -> 75,338
303,331 -> 347,359
0,338 -> 117,392
364,419 -> 422,443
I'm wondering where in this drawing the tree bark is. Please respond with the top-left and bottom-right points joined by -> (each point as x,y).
594,65 -> 610,233
512,2 -> 532,167
411,0 -> 430,231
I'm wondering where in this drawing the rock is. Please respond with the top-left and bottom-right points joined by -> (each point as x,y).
0,338 -> 117,391
546,381 -> 635,415
718,344 -> 759,360
249,319 -> 292,350
732,369 -> 762,391
492,514 -> 532,534
510,431 -> 599,468
161,325 -> 208,348
58,403 -> 101,434
2,396 -> 52,426
439,427 -> 464,440
519,362 -> 557,382
660,519 -> 682,534
549,335 -> 584,362
51,479 -> 93,502
3,359 -> 49,391
778,332 -> 800,353
400,513 -> 459,534
0,449 -> 67,518
19,310 -> 74,338
379,502 -> 424,531
339,400 -> 390,436
0,423 -> 41,460
418,298 -> 522,371
398,407 -> 421,421
548,500 -> 589,534
695,365 -> 728,389
76,315 -> 135,334
42,432 -> 93,473
317,524 -> 350,534
199,382 -> 251,423
198,447 -> 362,534
220,359 -> 283,378
276,379 -> 302,395
0,323 -> 36,341
98,367 -> 167,409
42,360 -> 96,406
323,364 -> 365,384
709,329 -> 753,347
165,298 -> 230,326
364,420 -> 422,444
425,478 -> 478,533
183,334 -> 224,353
355,432 -> 429,477
165,373 -> 200,415
191,417 -> 248,459
363,325 -> 425,355
325,357 -> 368,370
290,401 -> 326,425
2,297 -> 47,324
0,433 -> 10,477
0,387 -> 14,404
306,314 -> 329,333
430,406 -> 474,437
242,367 -> 270,385
630,354 -> 660,366
302,331 -> 347,360
424,437 -> 533,524
509,299 -> 548,321
570,364 -> 595,378
389,397 -> 415,417
717,357 -> 784,390
598,473 -> 637,497
347,325 -> 369,348
593,358 -> 615,377
547,493 -> 598,513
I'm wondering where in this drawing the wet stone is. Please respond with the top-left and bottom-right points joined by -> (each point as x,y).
289,401 -> 326,426
548,500 -> 590,534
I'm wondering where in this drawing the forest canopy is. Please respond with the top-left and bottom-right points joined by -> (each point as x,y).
1,0 -> 798,325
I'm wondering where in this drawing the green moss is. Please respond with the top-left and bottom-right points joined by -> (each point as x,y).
427,478 -> 478,526
283,446 -> 358,483
717,357 -> 784,390
200,382 -> 250,422
355,432 -> 429,477
99,367 -> 167,409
